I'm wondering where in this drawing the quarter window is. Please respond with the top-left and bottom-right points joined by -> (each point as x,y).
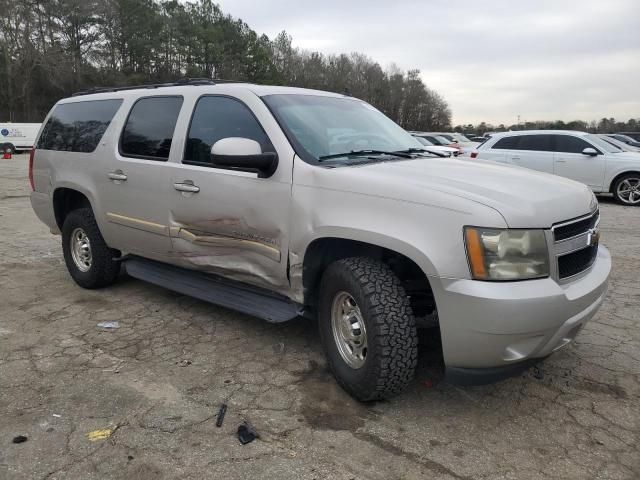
37,99 -> 123,153
120,96 -> 183,160
184,96 -> 272,166
554,135 -> 595,154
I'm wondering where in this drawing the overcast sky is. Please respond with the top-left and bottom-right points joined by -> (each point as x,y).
218,0 -> 640,125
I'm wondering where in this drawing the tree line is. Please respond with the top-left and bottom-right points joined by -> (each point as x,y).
455,118 -> 639,136
0,0 -> 451,131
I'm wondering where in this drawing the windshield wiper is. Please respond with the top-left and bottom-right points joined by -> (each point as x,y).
394,147 -> 448,158
318,149 -> 412,161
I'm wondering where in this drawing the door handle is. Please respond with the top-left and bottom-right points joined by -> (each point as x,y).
108,171 -> 127,181
511,157 -> 520,161
174,182 -> 200,193
556,159 -> 567,163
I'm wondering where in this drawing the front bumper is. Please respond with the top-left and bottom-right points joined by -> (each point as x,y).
430,245 -> 611,380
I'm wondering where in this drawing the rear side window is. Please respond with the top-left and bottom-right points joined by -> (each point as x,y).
120,96 -> 183,160
517,134 -> 553,151
554,135 -> 595,154
492,136 -> 520,149
37,99 -> 123,152
184,96 -> 272,166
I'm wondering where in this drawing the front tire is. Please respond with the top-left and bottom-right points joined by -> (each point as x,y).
61,208 -> 120,289
612,173 -> 640,206
318,257 -> 418,401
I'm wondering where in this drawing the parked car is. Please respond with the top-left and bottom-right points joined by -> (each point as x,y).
616,132 -> 640,142
598,134 -> 640,153
606,134 -> 640,148
411,134 -> 458,156
410,132 -> 463,153
0,122 -> 42,154
431,132 -> 480,153
473,130 -> 640,205
30,82 -> 610,400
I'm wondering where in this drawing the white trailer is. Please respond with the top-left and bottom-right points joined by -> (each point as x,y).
1,123 -> 42,153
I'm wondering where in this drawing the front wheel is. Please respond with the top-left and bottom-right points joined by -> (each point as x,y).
612,174 -> 640,206
318,257 -> 418,401
61,208 -> 121,289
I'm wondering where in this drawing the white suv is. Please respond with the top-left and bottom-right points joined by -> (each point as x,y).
473,130 -> 640,205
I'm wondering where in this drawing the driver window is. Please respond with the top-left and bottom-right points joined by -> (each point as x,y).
184,96 -> 273,166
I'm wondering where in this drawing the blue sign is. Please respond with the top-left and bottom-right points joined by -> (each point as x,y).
0,129 -> 8,137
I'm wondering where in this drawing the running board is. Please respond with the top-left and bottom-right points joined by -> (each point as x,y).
124,257 -> 302,323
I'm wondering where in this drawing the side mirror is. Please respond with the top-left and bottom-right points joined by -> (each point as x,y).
211,137 -> 278,177
582,147 -> 598,156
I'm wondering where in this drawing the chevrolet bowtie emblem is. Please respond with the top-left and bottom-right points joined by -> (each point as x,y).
586,228 -> 600,247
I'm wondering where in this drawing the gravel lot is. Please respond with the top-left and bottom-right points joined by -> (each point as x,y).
1,154 -> 638,480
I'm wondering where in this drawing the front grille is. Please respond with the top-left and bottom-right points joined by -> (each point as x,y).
558,245 -> 598,279
553,210 -> 598,241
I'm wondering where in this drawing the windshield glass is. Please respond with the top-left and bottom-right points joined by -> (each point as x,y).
585,134 -> 622,153
597,135 -> 626,152
454,134 -> 472,142
263,94 -> 423,162
415,136 -> 434,146
434,135 -> 452,145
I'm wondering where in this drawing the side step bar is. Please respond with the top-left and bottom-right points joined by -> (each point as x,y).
124,257 -> 303,323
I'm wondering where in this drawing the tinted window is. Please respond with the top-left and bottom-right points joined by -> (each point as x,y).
184,96 -> 272,165
517,134 -> 553,151
492,136 -> 520,149
121,96 -> 183,160
554,135 -> 594,154
37,99 -> 123,152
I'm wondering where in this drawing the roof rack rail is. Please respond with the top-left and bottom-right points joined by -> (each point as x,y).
72,78 -> 245,97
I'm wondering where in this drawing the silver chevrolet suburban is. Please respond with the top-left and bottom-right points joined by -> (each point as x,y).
29,79 -> 611,401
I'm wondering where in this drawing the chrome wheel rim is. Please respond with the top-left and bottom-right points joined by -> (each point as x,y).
331,291 -> 368,369
70,227 -> 92,272
617,177 -> 640,205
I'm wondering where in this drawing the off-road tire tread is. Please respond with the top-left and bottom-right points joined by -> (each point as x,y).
319,257 -> 418,401
61,208 -> 120,289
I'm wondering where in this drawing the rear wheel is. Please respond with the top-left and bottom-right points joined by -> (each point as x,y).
612,174 -> 640,206
2,143 -> 15,155
318,257 -> 418,401
61,208 -> 120,288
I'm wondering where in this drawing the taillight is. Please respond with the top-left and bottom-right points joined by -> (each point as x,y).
470,151 -> 478,159
29,148 -> 35,190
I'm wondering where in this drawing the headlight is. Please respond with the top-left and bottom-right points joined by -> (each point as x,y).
464,227 -> 549,281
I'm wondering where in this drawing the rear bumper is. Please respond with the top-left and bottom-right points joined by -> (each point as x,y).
430,246 -> 611,372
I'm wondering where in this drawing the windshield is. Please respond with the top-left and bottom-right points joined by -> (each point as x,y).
585,134 -> 623,154
263,94 -> 423,163
454,134 -> 472,142
415,136 -> 434,146
597,135 -> 626,152
434,135 -> 453,145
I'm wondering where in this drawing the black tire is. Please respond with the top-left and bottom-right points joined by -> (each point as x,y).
61,208 -> 120,289
612,173 -> 640,206
318,257 -> 418,401
2,143 -> 14,154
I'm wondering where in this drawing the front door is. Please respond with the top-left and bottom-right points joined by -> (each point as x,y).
553,135 -> 606,190
165,94 -> 293,291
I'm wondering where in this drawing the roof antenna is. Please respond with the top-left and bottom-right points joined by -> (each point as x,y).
343,87 -> 352,97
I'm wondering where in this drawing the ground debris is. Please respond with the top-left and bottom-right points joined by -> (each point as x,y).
237,421 -> 259,445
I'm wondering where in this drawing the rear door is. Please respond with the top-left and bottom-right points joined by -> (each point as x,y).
553,135 -> 606,190
98,96 -> 183,258
508,134 -> 555,173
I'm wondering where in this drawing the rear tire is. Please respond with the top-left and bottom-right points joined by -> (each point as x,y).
318,257 -> 418,401
61,208 -> 120,289
612,173 -> 640,206
2,143 -> 15,155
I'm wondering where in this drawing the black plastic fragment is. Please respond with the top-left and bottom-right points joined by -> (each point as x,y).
216,404 -> 227,428
12,435 -> 28,444
237,422 -> 259,445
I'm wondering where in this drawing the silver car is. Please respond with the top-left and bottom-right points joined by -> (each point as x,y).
29,80 -> 610,400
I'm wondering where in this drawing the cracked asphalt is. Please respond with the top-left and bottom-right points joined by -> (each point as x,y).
1,154 -> 638,479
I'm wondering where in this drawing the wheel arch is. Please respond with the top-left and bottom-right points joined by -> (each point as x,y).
609,170 -> 640,193
52,187 -> 93,230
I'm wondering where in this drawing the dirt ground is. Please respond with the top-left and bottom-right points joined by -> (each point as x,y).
0,154 -> 638,479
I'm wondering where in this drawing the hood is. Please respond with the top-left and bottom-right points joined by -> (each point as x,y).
323,157 -> 595,228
